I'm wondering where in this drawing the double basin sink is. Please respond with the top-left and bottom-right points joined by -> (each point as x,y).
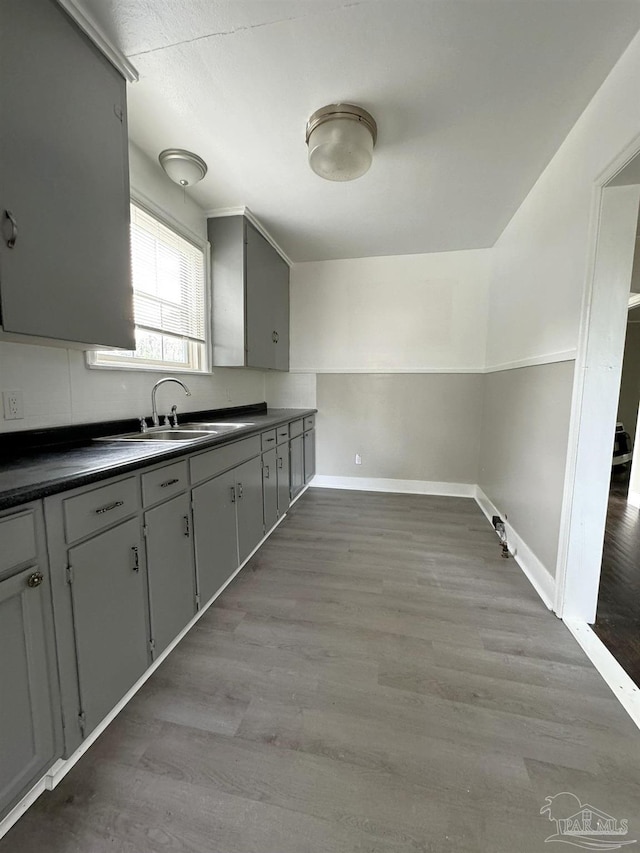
96,422 -> 254,444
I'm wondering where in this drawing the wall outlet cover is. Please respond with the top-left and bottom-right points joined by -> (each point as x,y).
3,390 -> 24,420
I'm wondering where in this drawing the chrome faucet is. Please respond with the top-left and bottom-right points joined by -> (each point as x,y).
151,377 -> 191,427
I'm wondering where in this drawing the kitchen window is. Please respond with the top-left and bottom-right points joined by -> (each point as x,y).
88,202 -> 209,372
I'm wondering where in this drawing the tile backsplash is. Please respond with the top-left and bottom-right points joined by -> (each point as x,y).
0,341 -> 318,433
0,341 -> 267,432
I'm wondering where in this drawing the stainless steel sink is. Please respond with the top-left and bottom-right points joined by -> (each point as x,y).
180,422 -> 253,432
96,429 -> 215,442
95,420 -> 254,443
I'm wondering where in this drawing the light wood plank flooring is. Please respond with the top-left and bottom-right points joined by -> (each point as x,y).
3,489 -> 640,852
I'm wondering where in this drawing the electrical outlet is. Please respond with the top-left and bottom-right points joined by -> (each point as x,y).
3,390 -> 24,420
355,453 -> 362,465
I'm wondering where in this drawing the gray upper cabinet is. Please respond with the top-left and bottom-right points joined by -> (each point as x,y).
0,0 -> 134,348
208,215 -> 289,370
0,565 -> 59,816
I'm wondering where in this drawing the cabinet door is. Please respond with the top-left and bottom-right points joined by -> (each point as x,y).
145,493 -> 196,656
290,435 -> 305,500
245,222 -> 276,369
0,0 -> 133,347
304,429 -> 316,484
68,519 -> 148,736
192,469 -> 239,606
235,456 -> 264,563
0,565 -> 59,816
273,262 -> 290,372
262,448 -> 278,533
276,444 -> 290,516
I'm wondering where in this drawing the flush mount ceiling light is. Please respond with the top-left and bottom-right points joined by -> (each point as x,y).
305,103 -> 377,182
158,149 -> 208,187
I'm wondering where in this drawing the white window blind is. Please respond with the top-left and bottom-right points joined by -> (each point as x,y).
130,204 -> 206,344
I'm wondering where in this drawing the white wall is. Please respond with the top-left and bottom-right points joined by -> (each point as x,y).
286,249 -> 492,486
0,143 -> 267,433
486,32 -> 640,369
291,249 -> 492,372
480,30 -> 640,584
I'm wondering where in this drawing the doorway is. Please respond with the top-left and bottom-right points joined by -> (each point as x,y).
555,149 -> 640,628
594,290 -> 640,684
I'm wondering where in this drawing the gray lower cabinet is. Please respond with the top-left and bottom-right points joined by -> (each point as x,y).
304,430 -> 316,484
192,468 -> 239,606
144,492 -> 197,656
290,434 -> 305,500
5,415 -> 315,823
0,565 -> 59,816
67,518 -> 149,737
235,456 -> 264,563
0,0 -> 133,348
276,443 -> 290,517
262,448 -> 278,532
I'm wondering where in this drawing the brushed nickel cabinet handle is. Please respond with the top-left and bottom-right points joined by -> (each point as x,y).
230,486 -> 236,503
131,546 -> 140,572
160,478 -> 180,488
264,465 -> 270,479
4,210 -> 17,248
183,515 -> 190,537
95,500 -> 124,515
27,571 -> 43,588
277,457 -> 284,469
237,483 -> 244,500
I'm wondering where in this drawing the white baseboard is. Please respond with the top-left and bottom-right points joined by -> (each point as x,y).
564,620 -> 640,732
310,475 -> 476,498
474,486 -> 555,610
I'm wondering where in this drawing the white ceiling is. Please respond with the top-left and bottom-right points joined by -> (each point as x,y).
76,0 -> 640,262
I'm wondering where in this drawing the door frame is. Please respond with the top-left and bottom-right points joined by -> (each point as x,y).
555,134 -> 640,622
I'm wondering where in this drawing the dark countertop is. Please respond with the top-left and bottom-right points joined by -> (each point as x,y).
0,405 -> 316,511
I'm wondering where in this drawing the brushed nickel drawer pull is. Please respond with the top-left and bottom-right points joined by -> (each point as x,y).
95,500 -> 124,515
160,478 -> 180,488
265,437 -> 275,443
27,571 -> 43,588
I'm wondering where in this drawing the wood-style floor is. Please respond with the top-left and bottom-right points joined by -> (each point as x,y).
3,489 -> 640,853
595,470 -> 640,684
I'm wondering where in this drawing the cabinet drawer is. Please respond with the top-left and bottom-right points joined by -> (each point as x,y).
261,429 -> 277,451
289,418 -> 303,438
304,415 -> 315,431
63,478 -> 137,543
190,436 -> 261,485
276,425 -> 289,445
141,461 -> 188,507
0,511 -> 37,574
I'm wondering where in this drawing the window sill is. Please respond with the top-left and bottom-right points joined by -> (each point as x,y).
85,360 -> 211,376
